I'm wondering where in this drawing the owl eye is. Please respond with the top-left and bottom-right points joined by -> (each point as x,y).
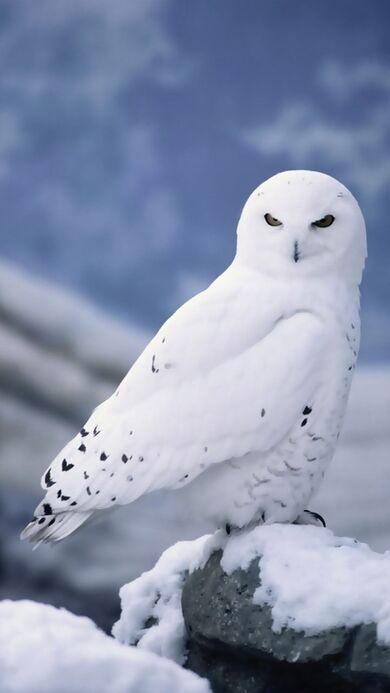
264,213 -> 282,227
313,214 -> 335,228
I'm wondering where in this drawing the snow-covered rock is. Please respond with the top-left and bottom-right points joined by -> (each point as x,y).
0,600 -> 210,693
113,533 -> 218,663
114,524 -> 390,691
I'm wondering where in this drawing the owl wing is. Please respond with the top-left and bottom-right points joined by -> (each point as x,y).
21,275 -> 329,543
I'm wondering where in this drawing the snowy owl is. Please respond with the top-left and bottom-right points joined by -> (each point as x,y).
21,170 -> 366,544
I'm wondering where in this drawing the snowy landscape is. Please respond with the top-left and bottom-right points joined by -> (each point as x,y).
0,1 -> 389,691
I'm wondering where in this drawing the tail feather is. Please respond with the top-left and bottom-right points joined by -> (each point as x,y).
20,510 -> 92,546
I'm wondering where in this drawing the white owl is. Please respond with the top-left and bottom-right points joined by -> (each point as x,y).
21,170 -> 367,544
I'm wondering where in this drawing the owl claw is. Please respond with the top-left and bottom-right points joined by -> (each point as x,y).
295,509 -> 326,528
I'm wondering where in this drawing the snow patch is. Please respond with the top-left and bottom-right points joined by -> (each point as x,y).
0,600 -> 210,693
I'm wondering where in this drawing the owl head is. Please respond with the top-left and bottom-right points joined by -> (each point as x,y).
236,170 -> 367,285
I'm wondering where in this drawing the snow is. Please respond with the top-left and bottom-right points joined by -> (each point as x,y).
114,523 -> 390,663
113,534 -> 218,663
0,600 -> 210,693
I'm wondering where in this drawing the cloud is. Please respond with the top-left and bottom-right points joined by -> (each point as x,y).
0,0 -> 192,107
242,60 -> 390,200
319,60 -> 390,100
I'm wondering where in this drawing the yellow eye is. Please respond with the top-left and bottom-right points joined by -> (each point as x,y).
313,214 -> 335,228
264,213 -> 282,227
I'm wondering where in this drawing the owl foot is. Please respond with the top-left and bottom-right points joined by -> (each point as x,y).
295,509 -> 326,528
225,514 -> 265,535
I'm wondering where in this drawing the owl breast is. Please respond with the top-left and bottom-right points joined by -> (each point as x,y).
177,302 -> 359,529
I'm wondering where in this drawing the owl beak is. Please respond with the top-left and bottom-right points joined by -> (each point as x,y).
293,241 -> 300,263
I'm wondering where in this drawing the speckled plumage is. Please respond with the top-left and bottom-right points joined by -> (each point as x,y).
21,170 -> 366,544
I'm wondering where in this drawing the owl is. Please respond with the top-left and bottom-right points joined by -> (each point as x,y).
21,170 -> 366,544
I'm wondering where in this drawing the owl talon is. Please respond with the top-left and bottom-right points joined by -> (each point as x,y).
295,509 -> 326,528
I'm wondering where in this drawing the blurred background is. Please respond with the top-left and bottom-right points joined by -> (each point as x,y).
0,0 -> 389,632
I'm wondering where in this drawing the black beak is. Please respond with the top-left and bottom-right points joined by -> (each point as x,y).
293,241 -> 300,263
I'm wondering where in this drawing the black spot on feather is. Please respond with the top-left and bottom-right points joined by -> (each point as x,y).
57,490 -> 62,499
70,501 -> 77,506
86,486 -> 91,496
48,518 -> 56,527
93,426 -> 100,437
43,503 -> 52,515
100,452 -> 108,461
261,408 -> 266,418
44,468 -> 55,487
61,494 -> 70,501
301,418 -> 308,427
78,444 -> 86,453
139,456 -> 144,462
122,454 -> 128,463
80,428 -> 89,437
83,471 -> 89,480
302,406 -> 312,415
38,518 -> 45,525
111,496 -> 116,502
62,459 -> 74,472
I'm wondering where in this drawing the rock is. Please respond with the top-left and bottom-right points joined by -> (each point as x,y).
182,550 -> 349,664
185,639 -> 356,693
182,548 -> 390,693
335,623 -> 390,689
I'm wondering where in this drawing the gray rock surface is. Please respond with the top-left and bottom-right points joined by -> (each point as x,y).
182,549 -> 390,693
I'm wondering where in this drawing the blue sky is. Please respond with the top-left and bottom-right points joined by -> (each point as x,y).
0,0 -> 389,359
